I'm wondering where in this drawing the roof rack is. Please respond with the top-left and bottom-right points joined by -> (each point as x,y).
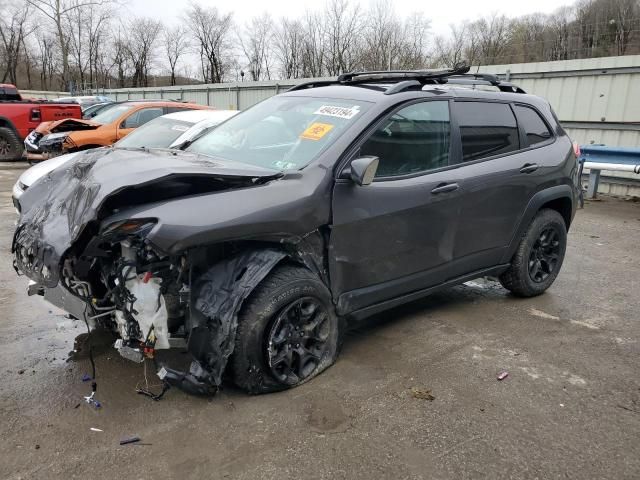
287,63 -> 526,94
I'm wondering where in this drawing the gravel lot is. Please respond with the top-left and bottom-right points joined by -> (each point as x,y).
1,162 -> 638,480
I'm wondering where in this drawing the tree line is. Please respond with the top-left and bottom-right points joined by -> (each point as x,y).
1,0 -> 639,92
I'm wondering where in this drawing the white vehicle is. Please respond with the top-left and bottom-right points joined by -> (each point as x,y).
12,109 -> 238,208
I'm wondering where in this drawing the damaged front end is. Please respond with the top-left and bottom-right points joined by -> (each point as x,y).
55,220 -> 287,395
12,148 -> 301,396
26,119 -> 99,160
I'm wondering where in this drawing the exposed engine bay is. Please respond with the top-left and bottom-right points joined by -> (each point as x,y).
55,226 -> 286,396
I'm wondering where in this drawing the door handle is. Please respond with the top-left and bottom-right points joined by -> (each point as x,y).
520,163 -> 539,174
431,183 -> 459,194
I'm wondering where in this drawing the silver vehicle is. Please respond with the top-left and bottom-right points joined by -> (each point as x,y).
12,109 -> 238,208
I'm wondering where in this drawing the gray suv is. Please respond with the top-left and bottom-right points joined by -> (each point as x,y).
13,65 -> 579,397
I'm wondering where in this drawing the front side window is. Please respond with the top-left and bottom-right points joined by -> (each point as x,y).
514,105 -> 552,147
122,107 -> 164,128
360,101 -> 451,178
187,96 -> 371,171
455,101 -> 519,162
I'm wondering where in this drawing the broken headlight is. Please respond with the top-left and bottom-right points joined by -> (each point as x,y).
100,218 -> 157,240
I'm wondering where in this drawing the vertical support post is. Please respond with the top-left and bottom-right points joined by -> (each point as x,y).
236,86 -> 240,110
586,169 -> 601,199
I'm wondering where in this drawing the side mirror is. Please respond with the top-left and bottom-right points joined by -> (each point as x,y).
349,156 -> 379,186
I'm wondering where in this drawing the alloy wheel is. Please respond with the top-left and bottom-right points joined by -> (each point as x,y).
528,227 -> 561,283
266,296 -> 330,385
0,138 -> 10,156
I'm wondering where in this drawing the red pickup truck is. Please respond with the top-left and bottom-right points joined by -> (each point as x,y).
0,84 -> 82,161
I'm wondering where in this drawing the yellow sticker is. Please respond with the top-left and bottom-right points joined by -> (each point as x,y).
300,122 -> 334,141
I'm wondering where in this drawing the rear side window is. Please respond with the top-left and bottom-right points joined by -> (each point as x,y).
360,101 -> 451,178
0,86 -> 20,101
514,105 -> 552,147
167,106 -> 195,114
454,102 -> 519,162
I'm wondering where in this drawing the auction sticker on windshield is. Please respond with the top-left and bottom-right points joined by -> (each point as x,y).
300,122 -> 334,141
314,105 -> 360,120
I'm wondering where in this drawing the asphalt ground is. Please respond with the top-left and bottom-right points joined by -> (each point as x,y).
1,162 -> 638,479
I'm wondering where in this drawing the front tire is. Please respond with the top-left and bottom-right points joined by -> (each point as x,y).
0,127 -> 22,161
231,264 -> 339,394
500,209 -> 567,297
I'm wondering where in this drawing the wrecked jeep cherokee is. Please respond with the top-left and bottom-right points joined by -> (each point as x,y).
12,65 -> 580,396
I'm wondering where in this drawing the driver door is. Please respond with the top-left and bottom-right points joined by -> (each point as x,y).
329,100 -> 464,314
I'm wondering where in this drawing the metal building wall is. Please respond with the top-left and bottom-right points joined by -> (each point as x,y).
99,55 -> 640,147
477,55 -> 640,147
20,90 -> 69,100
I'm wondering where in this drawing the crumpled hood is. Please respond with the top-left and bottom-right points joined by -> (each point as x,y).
12,148 -> 281,287
36,118 -> 101,134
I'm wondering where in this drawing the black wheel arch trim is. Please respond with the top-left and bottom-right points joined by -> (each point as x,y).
500,184 -> 575,265
0,116 -> 21,139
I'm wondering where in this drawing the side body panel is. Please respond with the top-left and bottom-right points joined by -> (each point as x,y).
0,103 -> 81,140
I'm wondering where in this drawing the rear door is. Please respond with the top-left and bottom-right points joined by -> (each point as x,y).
447,100 -> 553,277
330,100 -> 464,313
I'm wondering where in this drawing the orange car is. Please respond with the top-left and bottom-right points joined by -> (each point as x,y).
24,101 -> 209,161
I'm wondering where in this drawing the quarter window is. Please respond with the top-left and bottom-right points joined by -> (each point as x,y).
455,102 -> 519,162
514,105 -> 552,147
360,101 -> 451,177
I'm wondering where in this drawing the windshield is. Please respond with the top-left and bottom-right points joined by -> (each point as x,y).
115,117 -> 193,149
186,96 -> 371,170
91,104 -> 134,125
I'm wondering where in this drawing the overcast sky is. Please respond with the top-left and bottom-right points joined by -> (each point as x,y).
125,0 -> 575,36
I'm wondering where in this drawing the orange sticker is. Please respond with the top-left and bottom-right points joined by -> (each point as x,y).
300,122 -> 334,141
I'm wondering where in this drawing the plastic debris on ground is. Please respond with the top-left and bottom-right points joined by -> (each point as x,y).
497,371 -> 509,381
410,387 -> 435,401
84,391 -> 101,408
119,436 -> 141,445
90,428 -> 103,432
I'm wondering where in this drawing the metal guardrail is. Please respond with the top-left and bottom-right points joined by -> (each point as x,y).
578,145 -> 640,200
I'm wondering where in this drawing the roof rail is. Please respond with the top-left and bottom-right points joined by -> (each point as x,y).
287,63 -> 526,94
337,62 -> 471,84
442,75 -> 526,93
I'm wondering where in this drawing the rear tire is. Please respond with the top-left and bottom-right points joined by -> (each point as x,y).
231,264 -> 339,394
0,127 -> 22,161
500,209 -> 567,297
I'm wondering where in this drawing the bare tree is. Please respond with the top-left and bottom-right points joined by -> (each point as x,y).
274,18 -> 305,79
0,3 -> 33,85
109,25 -> 130,87
432,23 -> 471,67
608,0 -> 639,54
163,25 -> 190,86
240,13 -> 274,81
468,14 -> 511,66
186,2 -> 233,83
359,0 -> 406,70
323,0 -> 363,75
126,17 -> 162,87
300,10 -> 325,77
396,12 -> 431,68
26,0 -> 115,89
